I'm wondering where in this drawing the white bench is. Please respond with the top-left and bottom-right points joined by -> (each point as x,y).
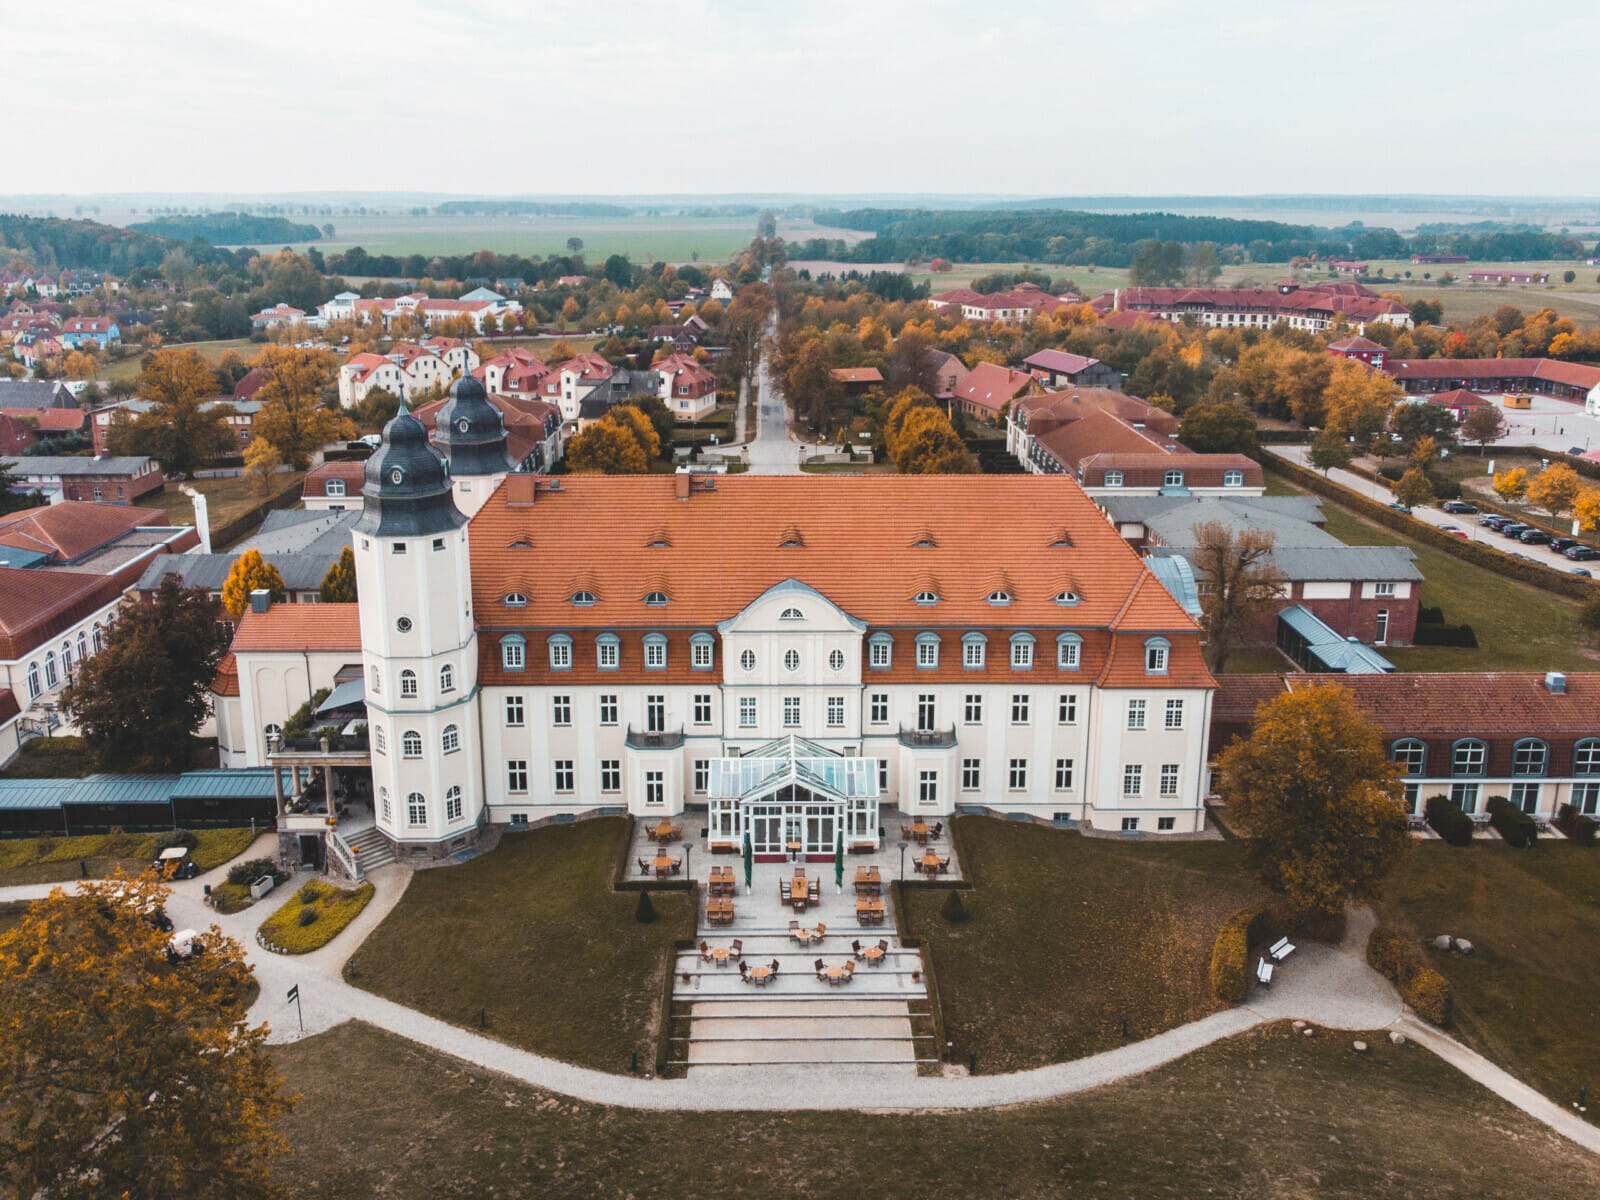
1269,937 -> 1296,961
1256,958 -> 1274,987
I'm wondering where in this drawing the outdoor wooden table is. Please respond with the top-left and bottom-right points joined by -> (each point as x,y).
794,927 -> 812,945
855,898 -> 884,923
825,966 -> 845,984
711,947 -> 730,965
787,840 -> 802,859
920,853 -> 940,873
749,966 -> 771,983
911,822 -> 930,843
653,855 -> 672,876
862,945 -> 885,964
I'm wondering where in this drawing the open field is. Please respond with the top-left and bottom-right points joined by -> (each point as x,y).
342,818 -> 691,1074
140,469 -> 304,534
1271,470 -> 1598,672
96,336 -> 261,384
901,818 -> 1266,1072
269,1018 -> 1600,1199
1377,841 -> 1600,1121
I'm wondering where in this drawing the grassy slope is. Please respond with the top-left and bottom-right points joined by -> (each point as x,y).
902,818 -> 1267,1072
269,1019 -> 1600,1199
1378,841 -> 1600,1119
136,469 -> 305,533
342,818 -> 691,1073
0,826 -> 258,886
97,337 -> 260,384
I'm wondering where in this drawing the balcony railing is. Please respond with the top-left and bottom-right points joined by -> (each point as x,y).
625,725 -> 685,750
898,725 -> 957,749
271,733 -> 371,755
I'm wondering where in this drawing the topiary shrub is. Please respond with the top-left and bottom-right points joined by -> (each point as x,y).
1209,906 -> 1263,1002
1367,925 -> 1454,1027
1366,926 -> 1414,980
1485,795 -> 1538,848
635,889 -> 656,924
297,881 -> 321,904
1402,966 -> 1454,1026
227,856 -> 278,887
297,905 -> 319,927
1556,803 -> 1598,846
940,889 -> 968,923
1425,795 -> 1475,845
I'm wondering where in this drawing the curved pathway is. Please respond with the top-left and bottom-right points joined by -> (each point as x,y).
4,867 -> 1598,1151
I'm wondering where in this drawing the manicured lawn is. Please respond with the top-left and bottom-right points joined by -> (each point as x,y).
1219,644 -> 1294,674
258,878 -> 374,953
0,736 -> 97,779
343,818 -> 692,1074
98,337 -> 262,384
139,470 -> 305,537
901,818 -> 1267,1072
0,826 -> 257,887
270,1019 -> 1600,1199
1377,840 -> 1600,1120
1276,474 -> 1598,672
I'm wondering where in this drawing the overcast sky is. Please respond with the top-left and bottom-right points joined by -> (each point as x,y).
7,0 -> 1598,198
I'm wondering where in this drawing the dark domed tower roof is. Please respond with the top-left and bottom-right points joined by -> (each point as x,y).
433,374 -> 516,477
354,402 -> 467,538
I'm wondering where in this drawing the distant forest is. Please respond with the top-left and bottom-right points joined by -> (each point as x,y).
131,212 -> 323,244
793,209 -> 1587,266
0,214 -> 194,272
433,200 -> 634,217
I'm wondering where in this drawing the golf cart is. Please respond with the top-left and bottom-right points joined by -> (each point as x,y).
153,846 -> 201,880
166,929 -> 205,963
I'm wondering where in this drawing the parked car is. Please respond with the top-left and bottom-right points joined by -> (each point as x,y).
1565,545 -> 1600,561
1441,500 -> 1479,514
1549,537 -> 1580,554
1438,525 -> 1469,539
1519,529 -> 1553,545
1480,514 -> 1512,528
1572,568 -> 1593,578
1387,501 -> 1412,515
1499,523 -> 1532,538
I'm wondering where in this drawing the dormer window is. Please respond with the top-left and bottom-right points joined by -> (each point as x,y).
1054,590 -> 1080,605
501,635 -> 526,670
1163,469 -> 1185,487
1010,633 -> 1035,669
644,591 -> 669,606
644,633 -> 667,669
913,591 -> 939,605
548,634 -> 573,670
597,633 -> 620,669
570,590 -> 597,606
962,633 -> 986,669
986,590 -> 1011,606
1145,637 -> 1170,674
690,632 -> 715,670
868,632 -> 893,669
915,632 -> 940,668
780,607 -> 804,620
1224,469 -> 1245,488
1103,470 -> 1124,488
326,479 -> 346,497
1057,632 -> 1082,670
504,592 -> 528,607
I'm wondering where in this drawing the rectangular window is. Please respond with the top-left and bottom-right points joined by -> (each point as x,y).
391,542 -> 406,555
917,694 -> 936,731
783,696 -> 801,727
1058,693 -> 1077,724
1450,782 -> 1480,813
1121,817 -> 1139,832
1158,816 -> 1175,831
507,760 -> 528,793
1160,763 -> 1180,796
1054,758 -> 1074,790
693,694 -> 712,725
1010,693 -> 1030,724
1123,764 -> 1143,796
1008,758 -> 1028,790
962,758 -> 982,790
870,693 -> 888,724
693,760 -> 709,793
692,640 -> 713,669
917,639 -> 938,668
599,695 -> 618,725
504,695 -> 524,727
918,770 -> 938,806
1374,582 -> 1396,597
552,696 -> 571,725
964,694 -> 983,724
600,760 -> 620,792
827,696 -> 845,727
1127,699 -> 1146,730
1011,641 -> 1033,669
1165,699 -> 1184,730
598,641 -> 619,669
870,640 -> 891,668
553,761 -> 574,793
645,695 -> 665,733
739,697 -> 757,727
1509,782 -> 1540,814
645,771 -> 664,806
879,759 -> 889,791
645,641 -> 665,668
1571,782 -> 1600,815
964,640 -> 985,668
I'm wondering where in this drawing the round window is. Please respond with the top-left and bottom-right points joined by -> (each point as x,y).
457,417 -> 470,433
740,649 -> 756,671
784,649 -> 800,672
829,649 -> 845,671
389,466 -> 404,485
396,617 -> 413,633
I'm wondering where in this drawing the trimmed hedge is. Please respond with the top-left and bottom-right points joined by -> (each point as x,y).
1425,795 -> 1475,845
1265,454 -> 1600,602
257,879 -> 374,954
1367,925 -> 1453,1027
1556,802 -> 1598,846
1486,795 -> 1539,848
1413,622 -> 1478,648
1256,429 -> 1314,444
1209,906 -> 1268,1002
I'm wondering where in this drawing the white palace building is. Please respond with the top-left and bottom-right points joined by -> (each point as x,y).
208,376 -> 1219,869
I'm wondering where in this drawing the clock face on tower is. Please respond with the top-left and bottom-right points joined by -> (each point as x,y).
389,466 -> 404,485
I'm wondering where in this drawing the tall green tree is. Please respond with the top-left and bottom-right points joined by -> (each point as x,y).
64,578 -> 232,772
108,349 -> 234,478
251,347 -> 352,469
319,546 -> 358,603
1177,402 -> 1259,456
0,874 -> 293,1200
1307,429 -> 1352,475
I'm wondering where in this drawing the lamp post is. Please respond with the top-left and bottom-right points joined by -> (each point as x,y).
684,841 -> 692,884
898,840 -> 909,882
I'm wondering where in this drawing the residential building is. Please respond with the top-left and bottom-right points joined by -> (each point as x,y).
1467,269 -> 1549,284
1328,260 -> 1369,275
1007,388 -> 1181,479
0,380 -> 76,410
649,325 -> 700,354
213,424 -> 1220,868
926,350 -> 970,402
302,461 -> 368,511
1384,358 -> 1600,410
929,283 -> 1070,324
479,347 -> 553,399
250,304 -> 307,330
1022,349 -> 1121,391
134,551 -> 336,608
313,291 -> 521,333
1097,282 -> 1414,334
1411,255 -> 1468,265
59,317 -> 120,349
1212,671 -> 1600,820
954,362 -> 1037,424
829,367 -> 883,397
710,278 -> 736,302
1431,388 -> 1492,422
654,353 -> 718,419
338,353 -> 409,409
540,353 -> 616,422
1327,335 -> 1387,370
2,455 -> 163,505
0,408 -> 87,453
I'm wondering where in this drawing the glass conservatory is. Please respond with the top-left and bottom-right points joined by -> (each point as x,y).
706,735 -> 880,861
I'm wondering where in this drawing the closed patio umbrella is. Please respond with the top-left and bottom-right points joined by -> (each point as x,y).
743,831 -> 752,893
835,828 -> 844,890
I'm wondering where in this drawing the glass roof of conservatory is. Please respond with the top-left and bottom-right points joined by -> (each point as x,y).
707,735 -> 880,801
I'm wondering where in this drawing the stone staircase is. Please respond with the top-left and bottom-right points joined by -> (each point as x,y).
344,826 -> 395,874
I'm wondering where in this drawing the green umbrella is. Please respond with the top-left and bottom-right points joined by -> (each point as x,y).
742,832 -> 753,892
835,828 -> 844,890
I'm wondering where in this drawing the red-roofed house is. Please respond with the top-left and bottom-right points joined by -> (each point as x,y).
1384,358 -> 1600,411
250,304 -> 306,331
1468,269 -> 1550,284
479,347 -> 553,399
1105,283 -> 1413,335
954,363 -> 1037,424
302,461 -> 369,511
929,283 -> 1068,324
1022,349 -> 1122,390
1327,335 -> 1387,370
655,353 -> 718,419
541,353 -> 616,422
338,352 -> 408,408
828,367 -> 883,397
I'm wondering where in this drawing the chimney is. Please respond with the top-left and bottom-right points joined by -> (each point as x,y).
674,468 -> 691,500
1546,671 -> 1567,695
180,484 -> 211,553
249,588 -> 271,614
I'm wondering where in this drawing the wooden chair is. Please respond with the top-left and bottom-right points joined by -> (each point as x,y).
739,960 -> 750,981
844,960 -> 857,981
813,922 -> 825,941
900,824 -> 912,840
670,858 -> 683,876
730,939 -> 743,960
932,821 -> 944,839
769,959 -> 781,977
852,939 -> 864,959
699,940 -> 711,963
815,957 -> 827,979
938,857 -> 951,875
645,828 -> 658,843
671,825 -> 684,841
637,857 -> 651,876
877,938 -> 890,954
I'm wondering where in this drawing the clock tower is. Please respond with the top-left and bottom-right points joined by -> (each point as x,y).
431,373 -> 516,517
353,400 -> 484,859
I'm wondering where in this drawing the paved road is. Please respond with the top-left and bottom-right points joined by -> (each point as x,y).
745,317 -> 802,475
1270,445 -> 1596,575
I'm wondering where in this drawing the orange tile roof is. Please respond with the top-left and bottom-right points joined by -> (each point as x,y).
829,368 -> 884,384
0,566 -> 124,660
0,502 -> 164,562
955,363 -> 1034,413
231,604 -> 362,653
210,652 -> 240,696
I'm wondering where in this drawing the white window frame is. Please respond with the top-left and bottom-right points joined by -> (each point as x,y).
1128,699 -> 1146,730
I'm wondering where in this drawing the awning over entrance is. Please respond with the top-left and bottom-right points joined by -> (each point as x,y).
707,736 -> 880,861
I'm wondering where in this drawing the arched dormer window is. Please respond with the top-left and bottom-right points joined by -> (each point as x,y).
1223,469 -> 1245,488
1054,590 -> 1080,605
597,633 -> 621,669
1451,738 -> 1487,777
439,663 -> 454,693
441,724 -> 461,754
961,632 -> 986,669
1511,738 -> 1549,777
1391,739 -> 1427,776
571,590 -> 597,606
1056,632 -> 1083,670
548,634 -> 573,670
690,632 -> 715,670
1144,637 -> 1170,674
1574,738 -> 1600,776
326,479 -> 346,497
402,731 -> 422,758
915,632 -> 940,669
1010,632 -> 1036,669
986,590 -> 1011,606
1103,470 -> 1124,488
780,607 -> 804,620
500,634 -> 526,670
868,632 -> 893,669
643,632 -> 667,669
1163,469 -> 1185,487
912,590 -> 939,605
399,669 -> 418,697
504,592 -> 528,607
644,591 -> 669,606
